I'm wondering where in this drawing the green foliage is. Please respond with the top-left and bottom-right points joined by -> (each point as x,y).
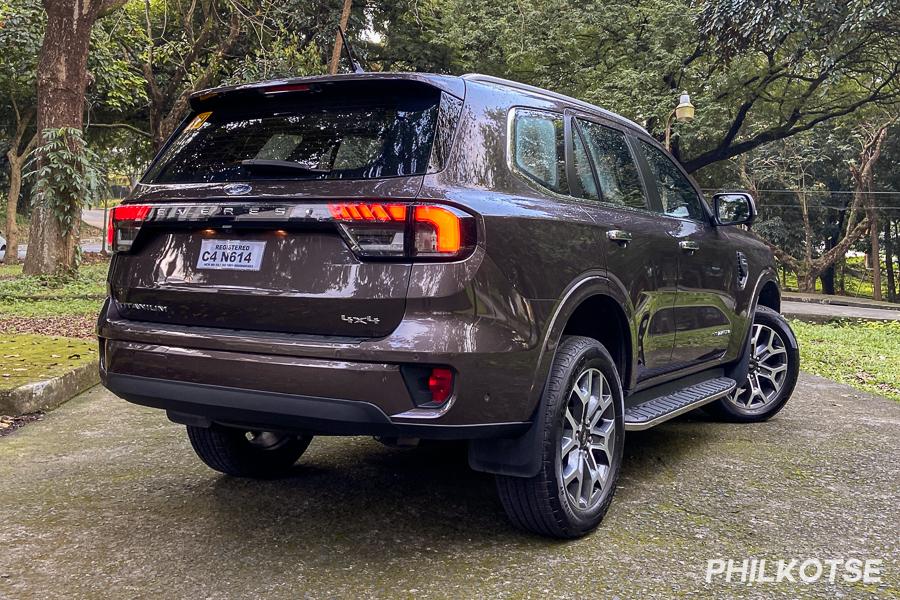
25,128 -> 106,235
791,319 -> 900,401
0,260 -> 108,316
373,0 -> 900,176
225,32 -> 326,84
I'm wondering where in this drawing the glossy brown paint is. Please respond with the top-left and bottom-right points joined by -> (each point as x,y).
99,72 -> 777,437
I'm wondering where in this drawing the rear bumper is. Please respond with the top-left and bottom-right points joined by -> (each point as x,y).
98,295 -> 553,429
103,372 -> 527,439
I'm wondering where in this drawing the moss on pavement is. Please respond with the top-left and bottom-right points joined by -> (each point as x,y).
0,334 -> 97,392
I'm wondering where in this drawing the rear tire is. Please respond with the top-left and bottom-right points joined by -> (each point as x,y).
186,425 -> 312,478
707,306 -> 799,422
496,336 -> 624,539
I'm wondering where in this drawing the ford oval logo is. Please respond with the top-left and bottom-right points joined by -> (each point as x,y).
224,183 -> 252,196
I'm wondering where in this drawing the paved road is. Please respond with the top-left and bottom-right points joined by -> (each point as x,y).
82,208 -> 108,231
1,375 -> 897,598
782,300 -> 900,322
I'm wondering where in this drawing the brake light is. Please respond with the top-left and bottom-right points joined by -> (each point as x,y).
328,201 -> 472,260
108,204 -> 151,252
428,367 -> 454,405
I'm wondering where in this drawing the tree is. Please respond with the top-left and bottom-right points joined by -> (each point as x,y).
853,120 -> 895,300
0,0 -> 42,264
372,0 -> 900,177
745,121 -> 892,292
119,0 -> 339,152
22,0 -> 128,275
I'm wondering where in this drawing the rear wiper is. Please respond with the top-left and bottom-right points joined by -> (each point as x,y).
240,159 -> 331,174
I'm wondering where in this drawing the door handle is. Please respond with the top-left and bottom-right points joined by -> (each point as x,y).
607,230 -> 633,245
679,240 -> 700,253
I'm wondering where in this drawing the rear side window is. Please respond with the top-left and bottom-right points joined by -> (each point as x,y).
576,120 -> 647,210
145,89 -> 460,184
639,141 -> 705,221
511,109 -> 569,195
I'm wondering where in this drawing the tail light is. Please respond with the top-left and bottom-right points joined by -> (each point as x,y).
329,202 -> 475,260
106,200 -> 475,260
108,204 -> 151,252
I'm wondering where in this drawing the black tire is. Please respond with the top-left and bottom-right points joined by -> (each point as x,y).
496,335 -> 625,539
707,306 -> 800,422
186,425 -> 312,478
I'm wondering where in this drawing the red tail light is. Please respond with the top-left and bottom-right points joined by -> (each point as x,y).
328,201 -> 473,260
108,204 -> 151,251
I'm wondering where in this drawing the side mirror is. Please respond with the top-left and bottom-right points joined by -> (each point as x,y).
713,192 -> 756,227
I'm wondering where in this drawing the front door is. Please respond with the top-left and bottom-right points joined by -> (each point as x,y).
636,140 -> 737,368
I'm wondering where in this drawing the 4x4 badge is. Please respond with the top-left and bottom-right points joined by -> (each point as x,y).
341,314 -> 380,325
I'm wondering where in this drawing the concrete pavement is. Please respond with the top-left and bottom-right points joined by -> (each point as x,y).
782,300 -> 900,322
1,375 -> 897,598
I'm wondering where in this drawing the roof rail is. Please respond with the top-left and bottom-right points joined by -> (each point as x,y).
461,73 -> 648,134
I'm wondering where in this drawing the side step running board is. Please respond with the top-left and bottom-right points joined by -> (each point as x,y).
624,377 -> 737,431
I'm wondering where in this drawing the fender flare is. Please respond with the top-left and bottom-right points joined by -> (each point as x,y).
468,272 -> 634,477
725,267 -> 781,383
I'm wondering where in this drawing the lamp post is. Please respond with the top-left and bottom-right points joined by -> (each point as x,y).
664,90 -> 695,151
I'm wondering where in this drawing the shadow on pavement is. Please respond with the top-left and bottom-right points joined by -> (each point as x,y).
147,418 -> 721,549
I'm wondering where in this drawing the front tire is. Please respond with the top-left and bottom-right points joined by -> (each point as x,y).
708,306 -> 799,422
186,425 -> 312,478
496,336 -> 625,539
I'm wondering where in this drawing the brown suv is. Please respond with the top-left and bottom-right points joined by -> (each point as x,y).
98,73 -> 799,538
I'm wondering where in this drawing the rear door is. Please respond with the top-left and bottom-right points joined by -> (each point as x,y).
568,115 -> 680,381
636,140 -> 738,367
109,80 -> 462,338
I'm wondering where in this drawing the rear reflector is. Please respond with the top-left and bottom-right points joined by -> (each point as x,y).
428,367 -> 454,405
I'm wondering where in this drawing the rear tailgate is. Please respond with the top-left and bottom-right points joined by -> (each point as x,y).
108,77 -> 464,338
108,200 -> 413,338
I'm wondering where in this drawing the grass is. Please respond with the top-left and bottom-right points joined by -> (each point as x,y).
791,319 -> 900,402
0,334 -> 97,392
0,260 -> 109,317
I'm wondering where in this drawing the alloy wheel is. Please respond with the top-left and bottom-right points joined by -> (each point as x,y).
559,368 -> 617,511
727,323 -> 789,411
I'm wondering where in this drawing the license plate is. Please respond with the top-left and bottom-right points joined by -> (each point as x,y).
197,239 -> 266,271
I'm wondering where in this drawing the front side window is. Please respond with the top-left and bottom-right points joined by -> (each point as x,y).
577,120 -> 647,210
640,141 -> 706,221
512,109 -> 568,195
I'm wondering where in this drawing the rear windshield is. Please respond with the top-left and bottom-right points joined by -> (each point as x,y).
144,87 -> 460,184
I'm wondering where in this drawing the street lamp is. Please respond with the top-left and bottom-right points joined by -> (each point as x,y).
664,90 -> 695,151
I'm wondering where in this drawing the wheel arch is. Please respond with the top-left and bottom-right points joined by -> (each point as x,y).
469,273 -> 635,478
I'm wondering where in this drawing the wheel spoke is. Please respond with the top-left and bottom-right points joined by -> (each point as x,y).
563,452 -> 581,486
564,406 -> 579,432
561,433 -> 577,458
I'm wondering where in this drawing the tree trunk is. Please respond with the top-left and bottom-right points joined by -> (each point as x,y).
22,0 -> 108,276
886,218 -> 896,302
4,153 -> 26,265
868,210 -> 882,301
820,266 -> 835,295
329,0 -> 353,75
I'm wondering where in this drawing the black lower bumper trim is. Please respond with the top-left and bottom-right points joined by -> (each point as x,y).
103,372 -> 527,440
